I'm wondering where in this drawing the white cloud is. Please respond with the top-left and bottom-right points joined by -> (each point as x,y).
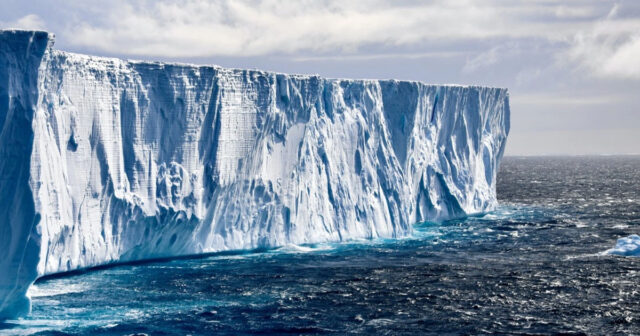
462,43 -> 521,73
463,46 -> 503,73
292,51 -> 465,62
2,14 -> 46,30
65,0 -> 499,57
61,0 -> 602,58
514,68 -> 543,86
599,36 -> 640,79
553,5 -> 598,19
566,5 -> 640,79
512,93 -> 627,106
6,1 -> 638,82
506,128 -> 640,156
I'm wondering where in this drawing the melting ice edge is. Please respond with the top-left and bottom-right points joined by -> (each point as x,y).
0,30 -> 510,318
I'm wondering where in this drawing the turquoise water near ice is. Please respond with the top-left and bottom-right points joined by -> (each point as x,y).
2,156 -> 640,335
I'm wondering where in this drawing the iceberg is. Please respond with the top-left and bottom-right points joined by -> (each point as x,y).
0,30 -> 510,319
604,235 -> 640,256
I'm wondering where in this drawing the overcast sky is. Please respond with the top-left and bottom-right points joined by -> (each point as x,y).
2,0 -> 639,155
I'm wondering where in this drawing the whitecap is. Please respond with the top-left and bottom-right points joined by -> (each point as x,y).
275,244 -> 333,254
27,282 -> 89,298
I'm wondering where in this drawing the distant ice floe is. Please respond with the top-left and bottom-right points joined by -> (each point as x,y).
604,235 -> 640,256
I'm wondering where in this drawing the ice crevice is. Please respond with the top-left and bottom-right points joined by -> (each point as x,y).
0,30 -> 510,319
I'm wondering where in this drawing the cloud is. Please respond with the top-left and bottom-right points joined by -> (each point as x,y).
566,4 -> 640,79
292,51 -> 465,62
506,128 -> 640,156
2,14 -> 46,30
512,93 -> 627,106
5,1 -> 638,82
65,0 -> 502,57
514,68 -> 543,86
463,46 -> 503,73
60,0 -> 605,58
462,42 -> 521,73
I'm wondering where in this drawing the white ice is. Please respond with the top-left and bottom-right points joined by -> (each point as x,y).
604,235 -> 640,257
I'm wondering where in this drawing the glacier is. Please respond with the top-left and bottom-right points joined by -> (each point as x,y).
0,30 -> 510,319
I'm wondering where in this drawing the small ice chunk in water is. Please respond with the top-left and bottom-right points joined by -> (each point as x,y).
605,235 -> 640,256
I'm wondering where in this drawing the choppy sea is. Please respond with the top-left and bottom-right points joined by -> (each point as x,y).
2,156 -> 640,335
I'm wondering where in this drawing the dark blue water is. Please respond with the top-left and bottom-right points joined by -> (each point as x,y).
3,156 -> 640,335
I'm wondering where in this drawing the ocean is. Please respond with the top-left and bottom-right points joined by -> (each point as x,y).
2,156 -> 640,335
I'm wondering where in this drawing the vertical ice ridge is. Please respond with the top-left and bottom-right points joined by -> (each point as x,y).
0,30 -> 51,319
0,30 -> 510,320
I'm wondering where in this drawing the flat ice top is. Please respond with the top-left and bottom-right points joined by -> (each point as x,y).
0,29 -> 504,90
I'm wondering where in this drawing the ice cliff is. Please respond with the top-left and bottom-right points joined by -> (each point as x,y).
0,30 -> 510,319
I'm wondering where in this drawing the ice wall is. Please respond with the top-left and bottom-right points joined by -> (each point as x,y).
0,30 -> 510,319
0,30 -> 51,319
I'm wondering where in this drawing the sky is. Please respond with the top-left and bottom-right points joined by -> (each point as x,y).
1,0 -> 639,155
